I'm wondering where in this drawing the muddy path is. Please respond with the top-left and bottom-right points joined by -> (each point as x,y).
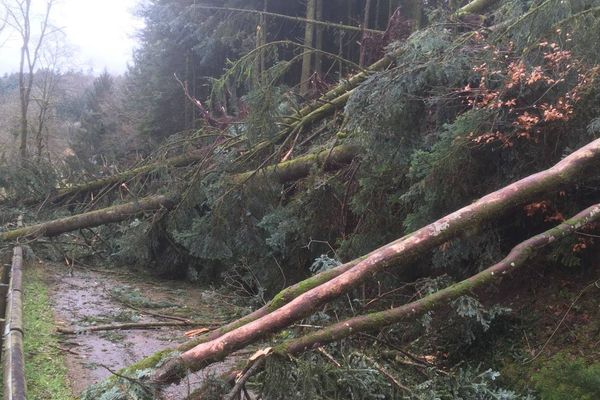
43,262 -> 248,398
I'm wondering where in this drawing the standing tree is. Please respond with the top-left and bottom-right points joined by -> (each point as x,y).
3,0 -> 55,164
300,0 -> 316,95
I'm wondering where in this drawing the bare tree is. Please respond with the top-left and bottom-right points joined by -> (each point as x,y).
32,34 -> 69,161
3,0 -> 55,164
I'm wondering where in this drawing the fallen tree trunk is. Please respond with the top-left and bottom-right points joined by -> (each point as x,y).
30,152 -> 206,206
231,144 -> 359,184
151,137 -> 600,384
1,145 -> 358,243
0,195 -> 177,242
209,202 -> 600,398
276,203 -> 600,354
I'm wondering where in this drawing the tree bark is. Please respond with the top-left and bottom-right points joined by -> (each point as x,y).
0,195 -> 177,242
276,203 -> 600,354
231,144 -> 359,185
360,0 -> 373,66
314,0 -> 324,75
150,137 -> 600,384
300,0 -> 317,95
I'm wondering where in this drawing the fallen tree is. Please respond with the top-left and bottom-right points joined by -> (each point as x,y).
145,137 -> 600,384
0,145 -> 359,243
218,202 -> 600,399
231,144 -> 359,184
0,195 -> 177,242
275,203 -> 600,354
26,151 -> 207,206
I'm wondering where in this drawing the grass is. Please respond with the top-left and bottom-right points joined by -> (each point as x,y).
21,264 -> 75,400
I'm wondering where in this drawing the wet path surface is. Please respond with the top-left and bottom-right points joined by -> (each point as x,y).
43,263 -> 245,398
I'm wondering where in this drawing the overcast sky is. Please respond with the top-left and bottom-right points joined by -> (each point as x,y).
0,0 -> 144,75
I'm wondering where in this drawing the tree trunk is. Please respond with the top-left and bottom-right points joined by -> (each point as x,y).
231,144 -> 359,185
22,144 -> 358,207
287,0 -> 500,124
200,202 -> 600,392
359,0 -> 373,66
300,0 -> 317,95
151,137 -> 600,384
455,0 -> 498,16
314,0 -> 324,76
276,203 -> 600,354
23,152 -> 208,206
0,195 -> 177,242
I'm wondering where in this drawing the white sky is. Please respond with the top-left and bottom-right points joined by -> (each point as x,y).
0,0 -> 144,75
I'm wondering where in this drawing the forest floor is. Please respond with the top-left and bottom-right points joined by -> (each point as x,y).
34,261 -> 249,399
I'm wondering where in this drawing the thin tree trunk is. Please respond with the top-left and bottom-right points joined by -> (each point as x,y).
359,0 -> 373,67
300,0 -> 317,95
314,0 -> 324,76
231,144 -> 359,185
191,4 -> 383,35
205,202 -> 600,392
151,137 -> 600,384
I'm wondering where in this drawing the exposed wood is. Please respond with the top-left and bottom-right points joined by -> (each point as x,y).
223,356 -> 266,400
151,137 -> 600,384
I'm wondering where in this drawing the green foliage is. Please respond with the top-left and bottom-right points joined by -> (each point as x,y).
80,369 -> 157,400
259,352 -> 530,400
451,296 -> 512,342
0,160 -> 60,202
413,368 -> 532,400
532,353 -> 600,400
261,353 -> 398,400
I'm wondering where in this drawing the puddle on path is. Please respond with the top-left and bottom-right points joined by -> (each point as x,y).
43,262 -> 245,398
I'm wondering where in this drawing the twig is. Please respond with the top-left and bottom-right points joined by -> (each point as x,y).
57,321 -> 192,334
223,357 -> 266,400
317,347 -> 341,367
97,363 -> 155,396
47,343 -> 80,356
360,354 -> 413,394
119,301 -> 192,323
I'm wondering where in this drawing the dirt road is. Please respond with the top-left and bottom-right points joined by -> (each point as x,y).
43,262 -> 244,398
